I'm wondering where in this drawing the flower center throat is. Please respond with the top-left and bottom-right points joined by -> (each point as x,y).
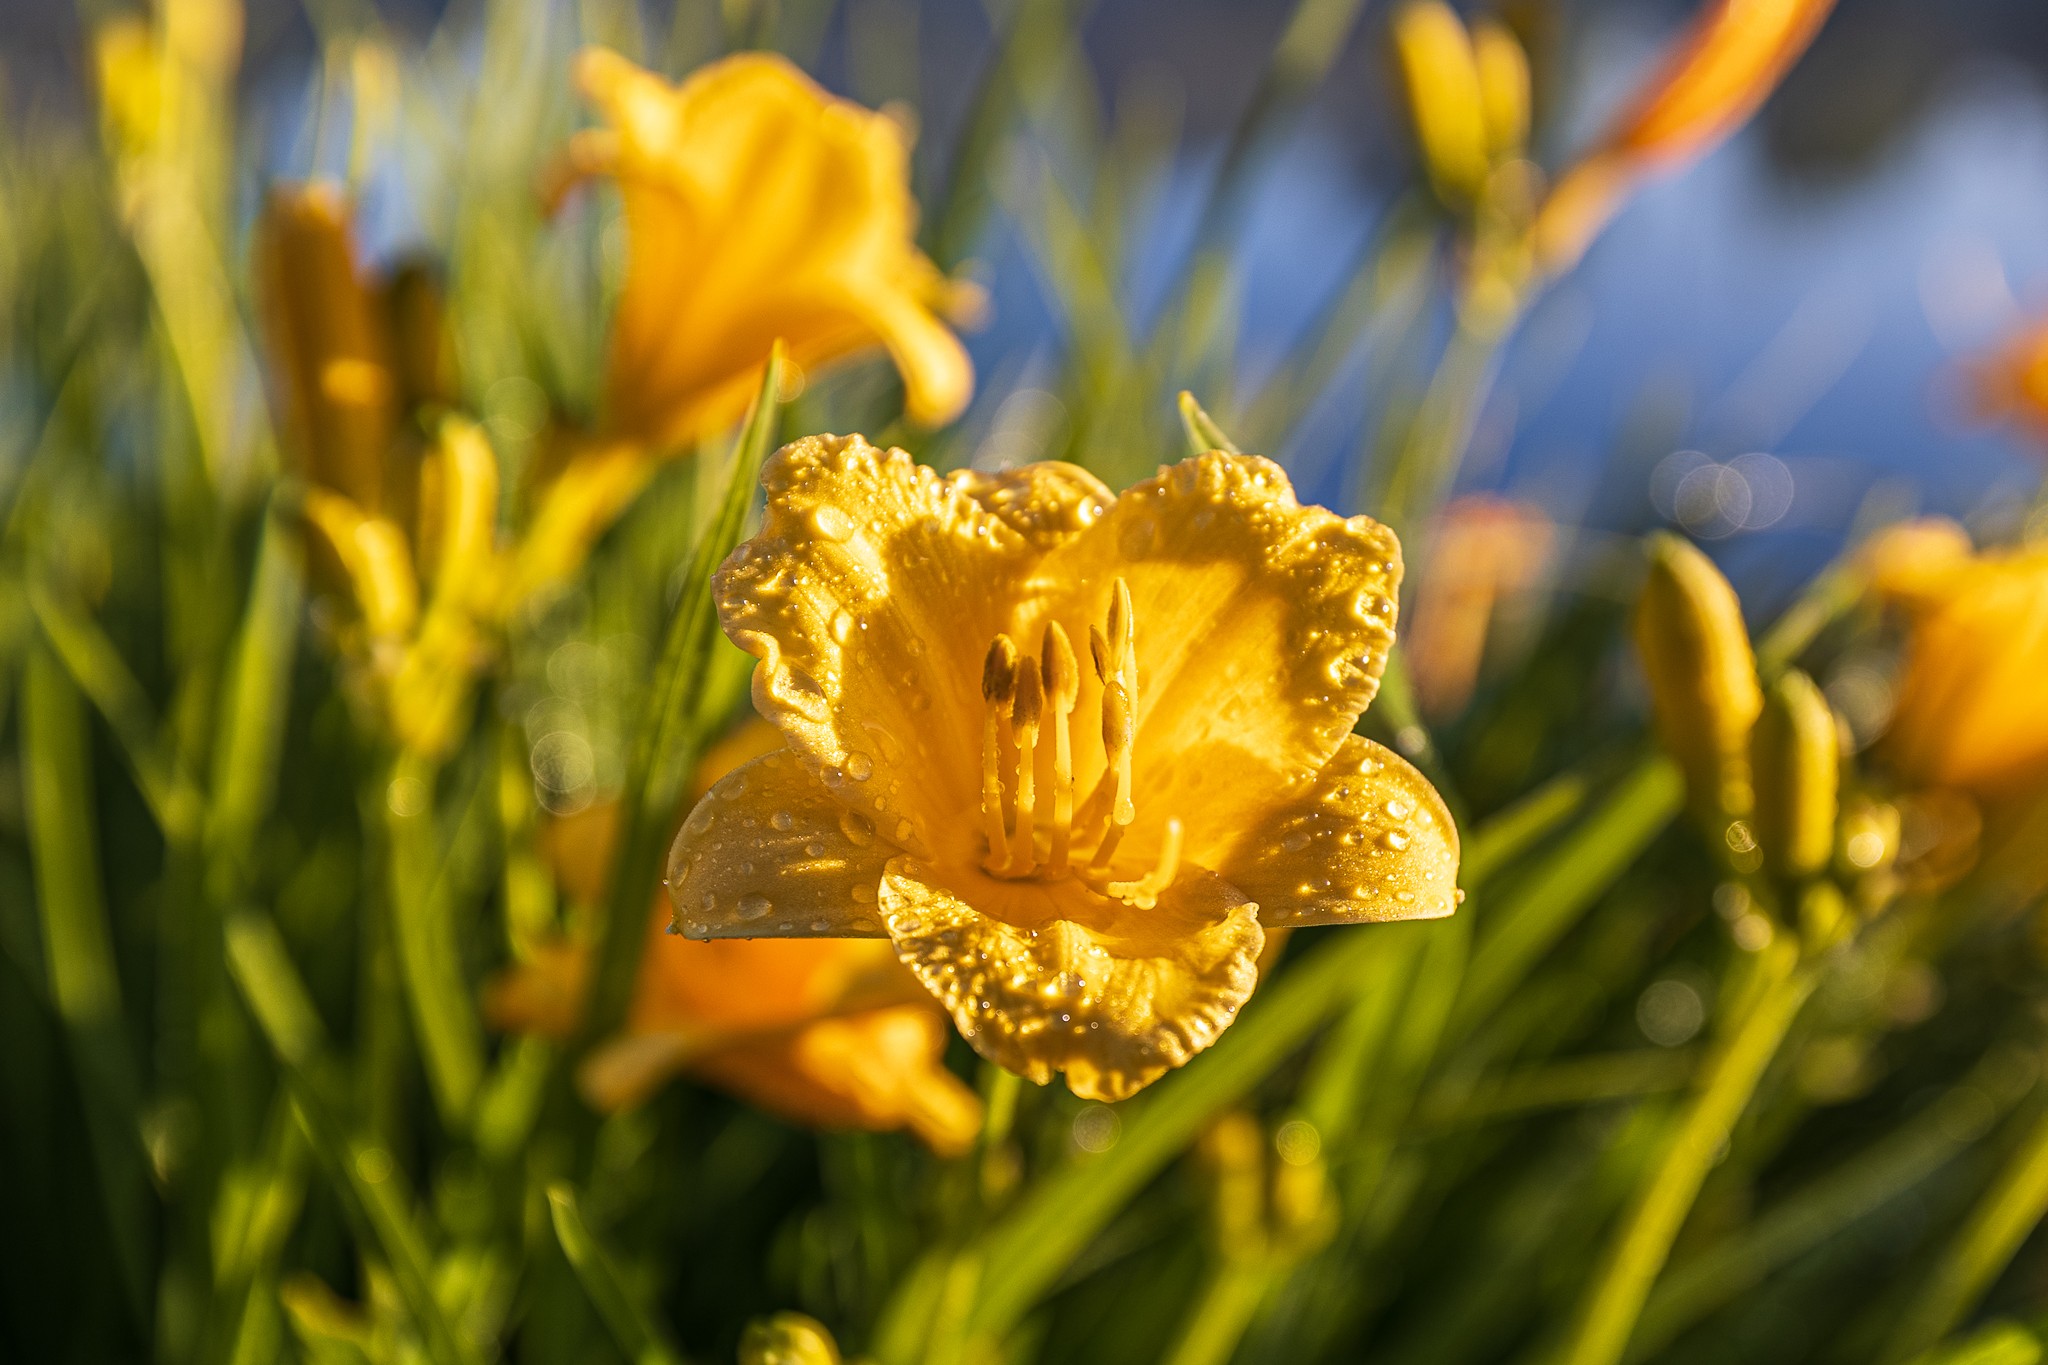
977,578 -> 1182,908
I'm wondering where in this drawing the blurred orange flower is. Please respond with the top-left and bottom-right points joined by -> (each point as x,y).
492,724 -> 982,1155
1406,496 -> 1554,719
1533,0 -> 1838,273
1964,317 -> 2048,446
559,49 -> 981,452
1864,520 -> 2048,798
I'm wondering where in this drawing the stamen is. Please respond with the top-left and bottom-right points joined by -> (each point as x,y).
1108,818 -> 1183,910
1041,623 -> 1079,872
1010,656 -> 1044,875
1090,676 -> 1136,870
980,636 -> 1018,870
1088,625 -> 1112,683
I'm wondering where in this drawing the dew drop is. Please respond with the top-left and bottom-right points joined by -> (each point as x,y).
770,811 -> 795,832
844,752 -> 875,781
1384,798 -> 1412,820
1380,829 -> 1411,852
839,808 -> 877,846
831,609 -> 856,643
811,505 -> 855,541
1281,830 -> 1312,853
804,840 -> 826,857
737,894 -> 773,921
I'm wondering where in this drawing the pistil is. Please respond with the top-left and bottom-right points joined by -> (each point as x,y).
980,636 -> 1018,870
1108,818 -> 1183,910
1042,623 -> 1079,872
1009,656 -> 1044,875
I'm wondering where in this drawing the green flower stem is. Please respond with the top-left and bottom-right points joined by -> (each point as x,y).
1632,1053 -> 2026,1360
383,750 -> 486,1130
1547,935 -> 1817,1365
1161,1259 -> 1276,1365
582,349 -> 784,1048
1377,313 -> 1512,543
29,579 -> 202,840
22,642 -> 152,1325
546,1182 -> 686,1365
1886,1100 -> 2048,1362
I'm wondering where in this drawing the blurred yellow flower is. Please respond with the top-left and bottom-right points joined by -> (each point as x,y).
1865,521 -> 2048,798
1533,0 -> 1838,273
491,786 -> 982,1156
1391,3 -> 1530,209
668,437 -> 1460,1101
1392,2 -> 1492,207
561,49 -> 981,452
257,185 -> 493,756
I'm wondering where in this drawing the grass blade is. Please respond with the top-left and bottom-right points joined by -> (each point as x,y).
1450,754 -> 1684,1041
22,641 -> 152,1324
583,346 -> 786,1044
223,909 -> 482,1365
547,1182 -> 685,1365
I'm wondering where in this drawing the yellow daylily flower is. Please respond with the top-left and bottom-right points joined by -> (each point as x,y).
492,776 -> 983,1156
667,436 -> 1461,1102
1532,0 -> 1838,273
562,48 -> 981,452
256,184 -> 496,756
1864,521 -> 2048,798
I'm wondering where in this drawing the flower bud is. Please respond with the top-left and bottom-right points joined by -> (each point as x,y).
739,1312 -> 841,1365
1750,669 -> 1840,879
1391,1 -> 1491,207
1472,20 -> 1531,160
1634,533 -> 1762,821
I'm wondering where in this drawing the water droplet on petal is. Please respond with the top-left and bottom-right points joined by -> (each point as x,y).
737,894 -> 773,921
844,752 -> 874,781
839,809 -> 877,846
811,506 -> 855,541
1281,830 -> 1312,853
770,811 -> 795,832
831,610 -> 856,643
1380,829 -> 1411,852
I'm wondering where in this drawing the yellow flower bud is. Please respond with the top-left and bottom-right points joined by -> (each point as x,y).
739,1313 -> 841,1365
1391,1 -> 1492,207
1634,533 -> 1762,820
1472,20 -> 1532,160
1750,669 -> 1840,878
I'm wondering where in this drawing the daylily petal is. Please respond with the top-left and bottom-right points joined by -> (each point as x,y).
879,857 -> 1264,1102
714,435 -> 1058,862
1032,452 -> 1403,865
572,49 -> 974,448
668,746 -> 896,938
697,1008 -> 984,1156
301,490 -> 419,640
1208,736 -> 1461,928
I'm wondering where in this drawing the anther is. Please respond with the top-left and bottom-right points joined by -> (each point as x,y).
1109,818 -> 1183,910
980,636 -> 1018,870
1010,657 -> 1044,874
1042,623 -> 1080,872
1088,625 -> 1112,683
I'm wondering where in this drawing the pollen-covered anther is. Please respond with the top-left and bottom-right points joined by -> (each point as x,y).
1041,623 -> 1080,872
1107,818 -> 1183,911
1008,655 -> 1045,876
980,635 -> 1019,871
